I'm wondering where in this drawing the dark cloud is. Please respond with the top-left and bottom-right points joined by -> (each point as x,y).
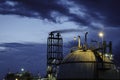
0,0 -> 99,28
51,28 -> 86,33
0,0 -> 120,28
0,0 -> 69,22
70,0 -> 120,27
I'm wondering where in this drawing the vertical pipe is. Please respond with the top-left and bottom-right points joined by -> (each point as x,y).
109,41 -> 112,54
85,32 -> 88,45
78,36 -> 81,48
84,32 -> 88,50
103,41 -> 106,54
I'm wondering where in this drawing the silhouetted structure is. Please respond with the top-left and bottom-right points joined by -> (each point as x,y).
47,32 -> 63,78
4,72 -> 33,80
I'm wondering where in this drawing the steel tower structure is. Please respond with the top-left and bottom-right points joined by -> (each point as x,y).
47,32 -> 63,77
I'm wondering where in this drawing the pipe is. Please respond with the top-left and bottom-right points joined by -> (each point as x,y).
85,32 -> 88,44
109,41 -> 112,54
78,36 -> 81,48
83,32 -> 88,50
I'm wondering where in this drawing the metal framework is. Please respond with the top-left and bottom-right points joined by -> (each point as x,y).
47,32 -> 63,77
93,41 -> 113,71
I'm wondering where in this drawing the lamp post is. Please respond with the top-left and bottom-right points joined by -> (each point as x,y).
98,32 -> 104,63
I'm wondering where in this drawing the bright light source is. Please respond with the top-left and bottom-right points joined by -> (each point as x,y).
21,68 -> 24,72
105,54 -> 109,57
99,32 -> 104,38
110,54 -> 113,60
15,78 -> 18,80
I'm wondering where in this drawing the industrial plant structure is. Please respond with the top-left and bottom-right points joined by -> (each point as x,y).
4,31 -> 120,80
47,32 -> 63,80
47,32 -> 120,80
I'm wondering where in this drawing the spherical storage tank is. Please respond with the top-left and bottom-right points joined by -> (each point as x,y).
57,49 -> 120,80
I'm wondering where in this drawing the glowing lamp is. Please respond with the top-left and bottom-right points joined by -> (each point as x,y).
99,32 -> 104,38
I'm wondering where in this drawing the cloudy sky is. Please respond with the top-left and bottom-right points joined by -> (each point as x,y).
1,0 -> 120,79
0,0 -> 120,48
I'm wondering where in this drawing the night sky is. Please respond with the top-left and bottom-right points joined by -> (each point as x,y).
0,0 -> 120,43
0,0 -> 120,79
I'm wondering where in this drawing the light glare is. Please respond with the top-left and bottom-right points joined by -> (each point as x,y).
99,32 -> 104,37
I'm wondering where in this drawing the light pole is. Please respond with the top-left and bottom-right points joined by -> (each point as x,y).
98,32 -> 104,63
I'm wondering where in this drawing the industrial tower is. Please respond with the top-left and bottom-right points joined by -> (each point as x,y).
47,32 -> 63,78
